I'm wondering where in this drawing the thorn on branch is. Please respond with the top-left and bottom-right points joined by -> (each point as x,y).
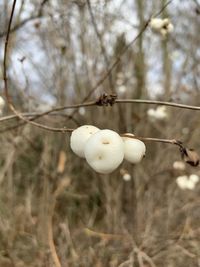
180,147 -> 200,167
96,93 -> 117,106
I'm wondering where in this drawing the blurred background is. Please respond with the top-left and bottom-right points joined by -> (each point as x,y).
0,0 -> 200,266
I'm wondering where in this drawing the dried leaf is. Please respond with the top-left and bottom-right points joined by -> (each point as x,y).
57,151 -> 67,173
180,147 -> 200,167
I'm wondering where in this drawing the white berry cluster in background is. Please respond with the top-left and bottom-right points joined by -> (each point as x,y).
70,125 -> 146,174
176,174 -> 200,190
173,161 -> 186,171
0,96 -> 5,116
149,18 -> 174,37
147,106 -> 168,121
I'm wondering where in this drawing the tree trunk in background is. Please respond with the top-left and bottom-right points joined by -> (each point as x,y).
134,0 -> 146,99
162,0 -> 172,99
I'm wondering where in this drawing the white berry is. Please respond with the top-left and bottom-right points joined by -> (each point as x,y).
150,18 -> 165,31
84,129 -> 124,174
122,134 -> 146,164
70,125 -> 100,158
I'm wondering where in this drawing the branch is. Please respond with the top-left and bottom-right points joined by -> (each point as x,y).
0,15 -> 41,38
121,134 -> 183,147
115,98 -> 200,110
1,95 -> 200,133
1,96 -> 200,125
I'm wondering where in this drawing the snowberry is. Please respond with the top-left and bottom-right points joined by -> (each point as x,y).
189,174 -> 199,184
84,129 -> 124,174
123,173 -> 131,181
149,18 -> 165,31
176,175 -> 188,190
120,168 -> 131,181
147,106 -> 168,121
122,134 -> 146,164
150,17 -> 174,36
166,22 -> 174,33
173,161 -> 185,171
70,125 -> 100,158
176,174 -> 199,190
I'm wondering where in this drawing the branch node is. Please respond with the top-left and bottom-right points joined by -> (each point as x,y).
180,147 -> 200,167
96,93 -> 117,107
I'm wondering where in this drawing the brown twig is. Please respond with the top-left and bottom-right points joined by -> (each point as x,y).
86,0 -> 114,93
47,198 -> 62,267
121,134 -> 183,147
153,0 -> 173,18
0,14 -> 41,38
0,0 -> 48,38
115,98 -> 200,110
2,96 -> 200,126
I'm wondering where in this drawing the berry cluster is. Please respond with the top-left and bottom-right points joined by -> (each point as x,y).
149,18 -> 174,37
70,125 -> 146,174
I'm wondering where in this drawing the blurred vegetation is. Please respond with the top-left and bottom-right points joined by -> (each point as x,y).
0,0 -> 200,266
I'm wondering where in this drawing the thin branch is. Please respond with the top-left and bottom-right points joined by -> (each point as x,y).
152,0 -> 173,18
47,196 -> 62,267
0,15 -> 41,38
1,97 -> 200,125
115,98 -> 200,110
86,0 -> 114,93
0,112 -> 81,122
0,0 -> 48,38
1,95 -> 200,134
0,101 -> 96,123
121,134 -> 183,148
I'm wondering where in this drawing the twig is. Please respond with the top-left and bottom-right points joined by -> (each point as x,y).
115,98 -> 200,110
0,101 -> 96,122
0,111 -> 82,122
84,228 -> 128,241
121,134 -> 183,147
152,0 -> 173,18
0,15 -> 41,38
1,96 -> 200,125
47,199 -> 62,267
0,0 -> 48,38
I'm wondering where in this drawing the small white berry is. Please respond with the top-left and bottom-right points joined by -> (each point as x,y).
150,18 -> 165,31
122,134 -> 146,164
123,173 -> 131,181
84,129 -> 124,174
160,28 -> 168,37
70,125 -> 100,158
189,174 -> 199,184
176,175 -> 188,190
173,161 -> 185,171
186,180 -> 196,190
78,107 -> 86,116
167,23 -> 174,33
147,106 -> 168,121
